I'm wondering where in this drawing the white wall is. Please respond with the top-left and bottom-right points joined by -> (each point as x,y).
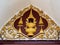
0,0 -> 30,28
0,0 -> 60,28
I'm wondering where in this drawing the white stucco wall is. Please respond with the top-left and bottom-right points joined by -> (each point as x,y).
0,0 -> 60,28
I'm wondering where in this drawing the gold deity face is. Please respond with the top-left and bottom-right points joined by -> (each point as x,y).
14,5 -> 48,38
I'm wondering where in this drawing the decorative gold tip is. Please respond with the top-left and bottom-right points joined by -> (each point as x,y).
27,8 -> 35,20
39,17 -> 44,25
18,18 -> 23,25
40,27 -> 44,34
39,26 -> 44,39
30,5 -> 33,8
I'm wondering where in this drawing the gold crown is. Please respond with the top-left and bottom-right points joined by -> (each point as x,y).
26,6 -> 36,23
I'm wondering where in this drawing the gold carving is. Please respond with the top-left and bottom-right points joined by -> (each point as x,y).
40,27 -> 44,34
26,7 -> 36,22
18,18 -> 23,26
39,17 -> 44,25
19,28 -> 22,33
0,5 -> 60,40
25,7 -> 36,37
39,17 -> 44,35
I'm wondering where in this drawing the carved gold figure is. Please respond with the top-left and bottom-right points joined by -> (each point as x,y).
25,7 -> 36,37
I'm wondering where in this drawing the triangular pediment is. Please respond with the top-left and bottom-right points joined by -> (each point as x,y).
0,5 -> 60,40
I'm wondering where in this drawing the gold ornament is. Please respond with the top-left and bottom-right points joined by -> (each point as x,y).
40,27 -> 44,34
18,18 -> 23,26
39,17 -> 44,25
0,5 -> 60,40
25,7 -> 36,37
19,28 -> 22,33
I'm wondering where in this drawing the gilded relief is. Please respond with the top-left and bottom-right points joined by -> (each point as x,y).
0,5 -> 60,40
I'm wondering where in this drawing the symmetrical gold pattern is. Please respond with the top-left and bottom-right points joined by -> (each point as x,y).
25,7 -> 36,37
0,5 -> 60,40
